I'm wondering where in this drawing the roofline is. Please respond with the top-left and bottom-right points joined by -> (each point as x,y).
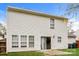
7,6 -> 68,20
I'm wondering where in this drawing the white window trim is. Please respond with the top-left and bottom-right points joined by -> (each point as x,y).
20,35 -> 27,48
50,18 -> 55,29
29,35 -> 34,48
12,35 -> 19,48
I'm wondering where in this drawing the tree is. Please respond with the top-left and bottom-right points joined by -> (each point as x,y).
0,23 -> 6,38
64,4 -> 79,32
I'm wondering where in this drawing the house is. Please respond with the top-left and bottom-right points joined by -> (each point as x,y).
68,32 -> 76,48
76,40 -> 79,48
0,39 -> 6,53
75,30 -> 79,40
75,30 -> 79,48
0,23 -> 6,40
0,23 -> 6,53
6,7 -> 68,52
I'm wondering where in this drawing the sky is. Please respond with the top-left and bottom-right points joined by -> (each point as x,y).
0,3 -> 79,31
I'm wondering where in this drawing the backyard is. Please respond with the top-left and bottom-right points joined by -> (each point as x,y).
0,48 -> 78,56
60,48 -> 77,56
0,51 -> 44,56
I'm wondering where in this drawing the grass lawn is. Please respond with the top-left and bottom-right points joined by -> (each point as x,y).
0,51 -> 44,56
0,48 -> 78,56
60,48 -> 77,56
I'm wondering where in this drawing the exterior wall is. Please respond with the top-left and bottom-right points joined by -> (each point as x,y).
7,10 -> 68,52
52,19 -> 68,49
75,30 -> 79,40
68,38 -> 76,44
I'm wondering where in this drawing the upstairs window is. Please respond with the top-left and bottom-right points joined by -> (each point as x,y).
12,35 -> 19,48
50,19 -> 54,29
20,35 -> 27,47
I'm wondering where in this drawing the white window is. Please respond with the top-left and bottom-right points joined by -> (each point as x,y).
12,35 -> 19,48
29,36 -> 34,48
58,36 -> 62,43
50,19 -> 54,29
21,35 -> 27,47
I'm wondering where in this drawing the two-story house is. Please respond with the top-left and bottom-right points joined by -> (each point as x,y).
6,7 -> 68,52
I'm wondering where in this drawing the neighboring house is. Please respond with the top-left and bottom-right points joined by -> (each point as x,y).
0,23 -> 6,40
75,30 -> 79,40
7,7 -> 68,52
75,30 -> 79,48
0,23 -> 6,53
68,32 -> 76,48
76,40 -> 79,48
0,39 -> 6,53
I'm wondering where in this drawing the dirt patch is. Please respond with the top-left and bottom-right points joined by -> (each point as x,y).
40,49 -> 72,56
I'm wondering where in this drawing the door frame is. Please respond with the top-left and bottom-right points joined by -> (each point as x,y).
41,36 -> 51,50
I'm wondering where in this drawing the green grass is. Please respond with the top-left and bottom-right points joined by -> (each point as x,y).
0,48 -> 79,56
0,53 -> 7,56
0,51 -> 44,56
60,48 -> 77,56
